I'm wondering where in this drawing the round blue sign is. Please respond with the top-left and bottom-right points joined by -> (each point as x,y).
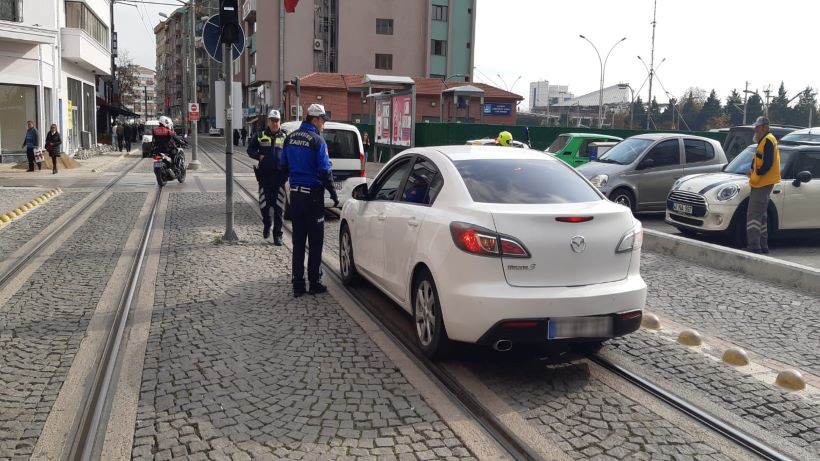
203,14 -> 245,63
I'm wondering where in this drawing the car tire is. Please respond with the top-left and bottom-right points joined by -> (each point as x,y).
610,188 -> 636,212
339,224 -> 362,285
413,269 -> 450,360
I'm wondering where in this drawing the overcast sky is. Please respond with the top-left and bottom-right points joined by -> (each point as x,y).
118,0 -> 819,109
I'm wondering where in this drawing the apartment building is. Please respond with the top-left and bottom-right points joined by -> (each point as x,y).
120,65 -> 157,122
0,0 -> 112,160
237,0 -> 476,120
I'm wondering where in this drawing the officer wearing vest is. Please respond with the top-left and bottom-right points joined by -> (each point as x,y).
247,110 -> 288,245
747,116 -> 781,254
280,104 -> 338,297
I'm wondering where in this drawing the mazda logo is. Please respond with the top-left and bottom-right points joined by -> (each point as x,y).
570,236 -> 586,253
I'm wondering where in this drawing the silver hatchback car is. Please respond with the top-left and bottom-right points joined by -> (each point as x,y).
577,134 -> 727,212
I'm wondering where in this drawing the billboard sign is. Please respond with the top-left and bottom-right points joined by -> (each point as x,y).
391,95 -> 412,146
483,103 -> 512,116
375,99 -> 391,144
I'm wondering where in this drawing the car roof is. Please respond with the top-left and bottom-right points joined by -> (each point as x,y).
783,127 -> 820,135
629,132 -> 717,142
281,120 -> 360,132
420,145 -> 556,162
560,133 -> 623,140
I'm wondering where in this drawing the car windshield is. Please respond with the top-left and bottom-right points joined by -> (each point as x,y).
596,138 -> 653,164
453,158 -> 602,204
724,145 -> 794,175
322,129 -> 359,159
780,132 -> 820,143
546,135 -> 570,153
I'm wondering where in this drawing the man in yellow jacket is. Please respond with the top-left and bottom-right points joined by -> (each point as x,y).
747,116 -> 781,254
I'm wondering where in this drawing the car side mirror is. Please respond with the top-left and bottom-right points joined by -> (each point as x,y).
792,170 -> 812,187
352,183 -> 369,200
637,158 -> 655,170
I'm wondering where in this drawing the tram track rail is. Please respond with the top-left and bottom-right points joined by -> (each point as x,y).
199,139 -> 795,461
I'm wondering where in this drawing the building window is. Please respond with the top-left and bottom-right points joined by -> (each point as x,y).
375,53 -> 392,70
432,5 -> 448,21
65,1 -> 109,50
0,84 -> 37,153
431,39 -> 447,56
376,18 -> 393,35
0,0 -> 21,22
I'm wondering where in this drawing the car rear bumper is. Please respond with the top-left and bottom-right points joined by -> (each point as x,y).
438,274 -> 647,343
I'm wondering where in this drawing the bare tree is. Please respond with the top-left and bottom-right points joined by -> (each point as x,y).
115,51 -> 140,104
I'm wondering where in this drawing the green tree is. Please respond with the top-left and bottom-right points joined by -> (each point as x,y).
767,81 -> 790,125
679,91 -> 699,131
725,89 -> 744,126
791,87 -> 818,127
746,94 -> 764,122
631,96 -> 647,128
649,97 -> 661,127
697,90 -> 722,130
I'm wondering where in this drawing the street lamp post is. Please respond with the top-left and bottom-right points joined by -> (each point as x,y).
580,35 -> 626,128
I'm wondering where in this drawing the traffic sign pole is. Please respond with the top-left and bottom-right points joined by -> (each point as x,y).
222,42 -> 237,242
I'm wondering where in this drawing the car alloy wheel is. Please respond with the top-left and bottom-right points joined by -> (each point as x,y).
610,189 -> 635,211
413,271 -> 450,359
339,225 -> 361,285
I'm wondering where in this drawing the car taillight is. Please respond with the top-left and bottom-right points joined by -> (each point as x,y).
360,152 -> 366,177
449,222 -> 530,258
556,216 -> 594,223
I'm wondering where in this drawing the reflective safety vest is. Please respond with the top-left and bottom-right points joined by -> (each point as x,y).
750,132 -> 781,188
257,132 -> 272,147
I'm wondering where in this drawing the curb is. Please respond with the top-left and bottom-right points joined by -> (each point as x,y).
0,189 -> 62,228
643,229 -> 820,295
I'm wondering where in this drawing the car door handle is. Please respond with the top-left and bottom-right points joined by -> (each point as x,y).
408,218 -> 420,228
377,213 -> 386,221
773,189 -> 781,194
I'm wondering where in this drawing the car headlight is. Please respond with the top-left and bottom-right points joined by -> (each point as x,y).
716,184 -> 740,202
672,178 -> 684,190
590,174 -> 609,188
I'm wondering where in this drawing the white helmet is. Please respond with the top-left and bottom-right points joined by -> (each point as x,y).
159,116 -> 173,128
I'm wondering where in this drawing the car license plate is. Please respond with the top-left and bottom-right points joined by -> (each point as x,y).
672,202 -> 693,215
153,161 -> 162,170
334,181 -> 343,191
548,316 -> 613,340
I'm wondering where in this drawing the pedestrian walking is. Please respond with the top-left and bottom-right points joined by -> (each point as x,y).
280,104 -> 338,297
241,126 -> 248,147
124,123 -> 132,151
233,129 -> 240,147
45,124 -> 62,174
21,120 -> 39,172
746,116 -> 781,254
362,131 -> 371,162
247,110 -> 288,245
116,123 -> 124,151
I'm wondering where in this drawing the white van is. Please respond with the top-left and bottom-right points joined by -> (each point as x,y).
280,121 -> 367,210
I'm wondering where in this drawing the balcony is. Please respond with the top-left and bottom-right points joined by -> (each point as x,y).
242,0 -> 257,21
61,28 -> 111,75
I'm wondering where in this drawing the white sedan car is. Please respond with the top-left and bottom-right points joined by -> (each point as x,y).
339,145 -> 647,358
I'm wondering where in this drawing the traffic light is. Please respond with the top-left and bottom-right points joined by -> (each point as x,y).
219,0 -> 240,44
290,77 -> 301,96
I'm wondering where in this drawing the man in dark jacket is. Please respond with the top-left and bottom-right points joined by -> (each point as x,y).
247,110 -> 288,245
21,120 -> 39,172
123,123 -> 132,151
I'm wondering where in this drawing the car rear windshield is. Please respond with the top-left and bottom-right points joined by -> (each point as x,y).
596,138 -> 653,164
453,158 -> 602,204
724,145 -> 794,175
546,135 -> 570,153
322,129 -> 360,159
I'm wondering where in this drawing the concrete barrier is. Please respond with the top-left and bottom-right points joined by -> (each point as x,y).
643,229 -> 820,295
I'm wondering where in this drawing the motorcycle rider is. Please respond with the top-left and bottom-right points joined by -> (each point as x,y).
152,116 -> 186,158
247,109 -> 288,244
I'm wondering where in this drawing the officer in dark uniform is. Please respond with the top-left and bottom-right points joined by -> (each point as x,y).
247,110 -> 287,245
280,104 -> 338,297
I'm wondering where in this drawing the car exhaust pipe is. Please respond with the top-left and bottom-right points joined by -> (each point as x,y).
493,339 -> 513,352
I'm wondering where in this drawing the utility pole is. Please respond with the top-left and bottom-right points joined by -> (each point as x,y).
189,0 -> 200,170
646,0 -> 657,130
144,85 -> 148,122
221,0 -> 240,242
742,81 -> 749,125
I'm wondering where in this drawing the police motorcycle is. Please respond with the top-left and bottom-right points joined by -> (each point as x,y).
152,116 -> 188,187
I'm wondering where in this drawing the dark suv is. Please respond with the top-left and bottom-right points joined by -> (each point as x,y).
722,124 -> 801,160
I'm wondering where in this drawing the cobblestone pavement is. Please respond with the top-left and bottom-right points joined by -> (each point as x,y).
0,192 -> 146,458
0,187 -> 47,214
607,330 -> 820,456
133,193 -> 475,460
462,358 -> 731,461
0,191 -> 88,262
641,251 -> 820,375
